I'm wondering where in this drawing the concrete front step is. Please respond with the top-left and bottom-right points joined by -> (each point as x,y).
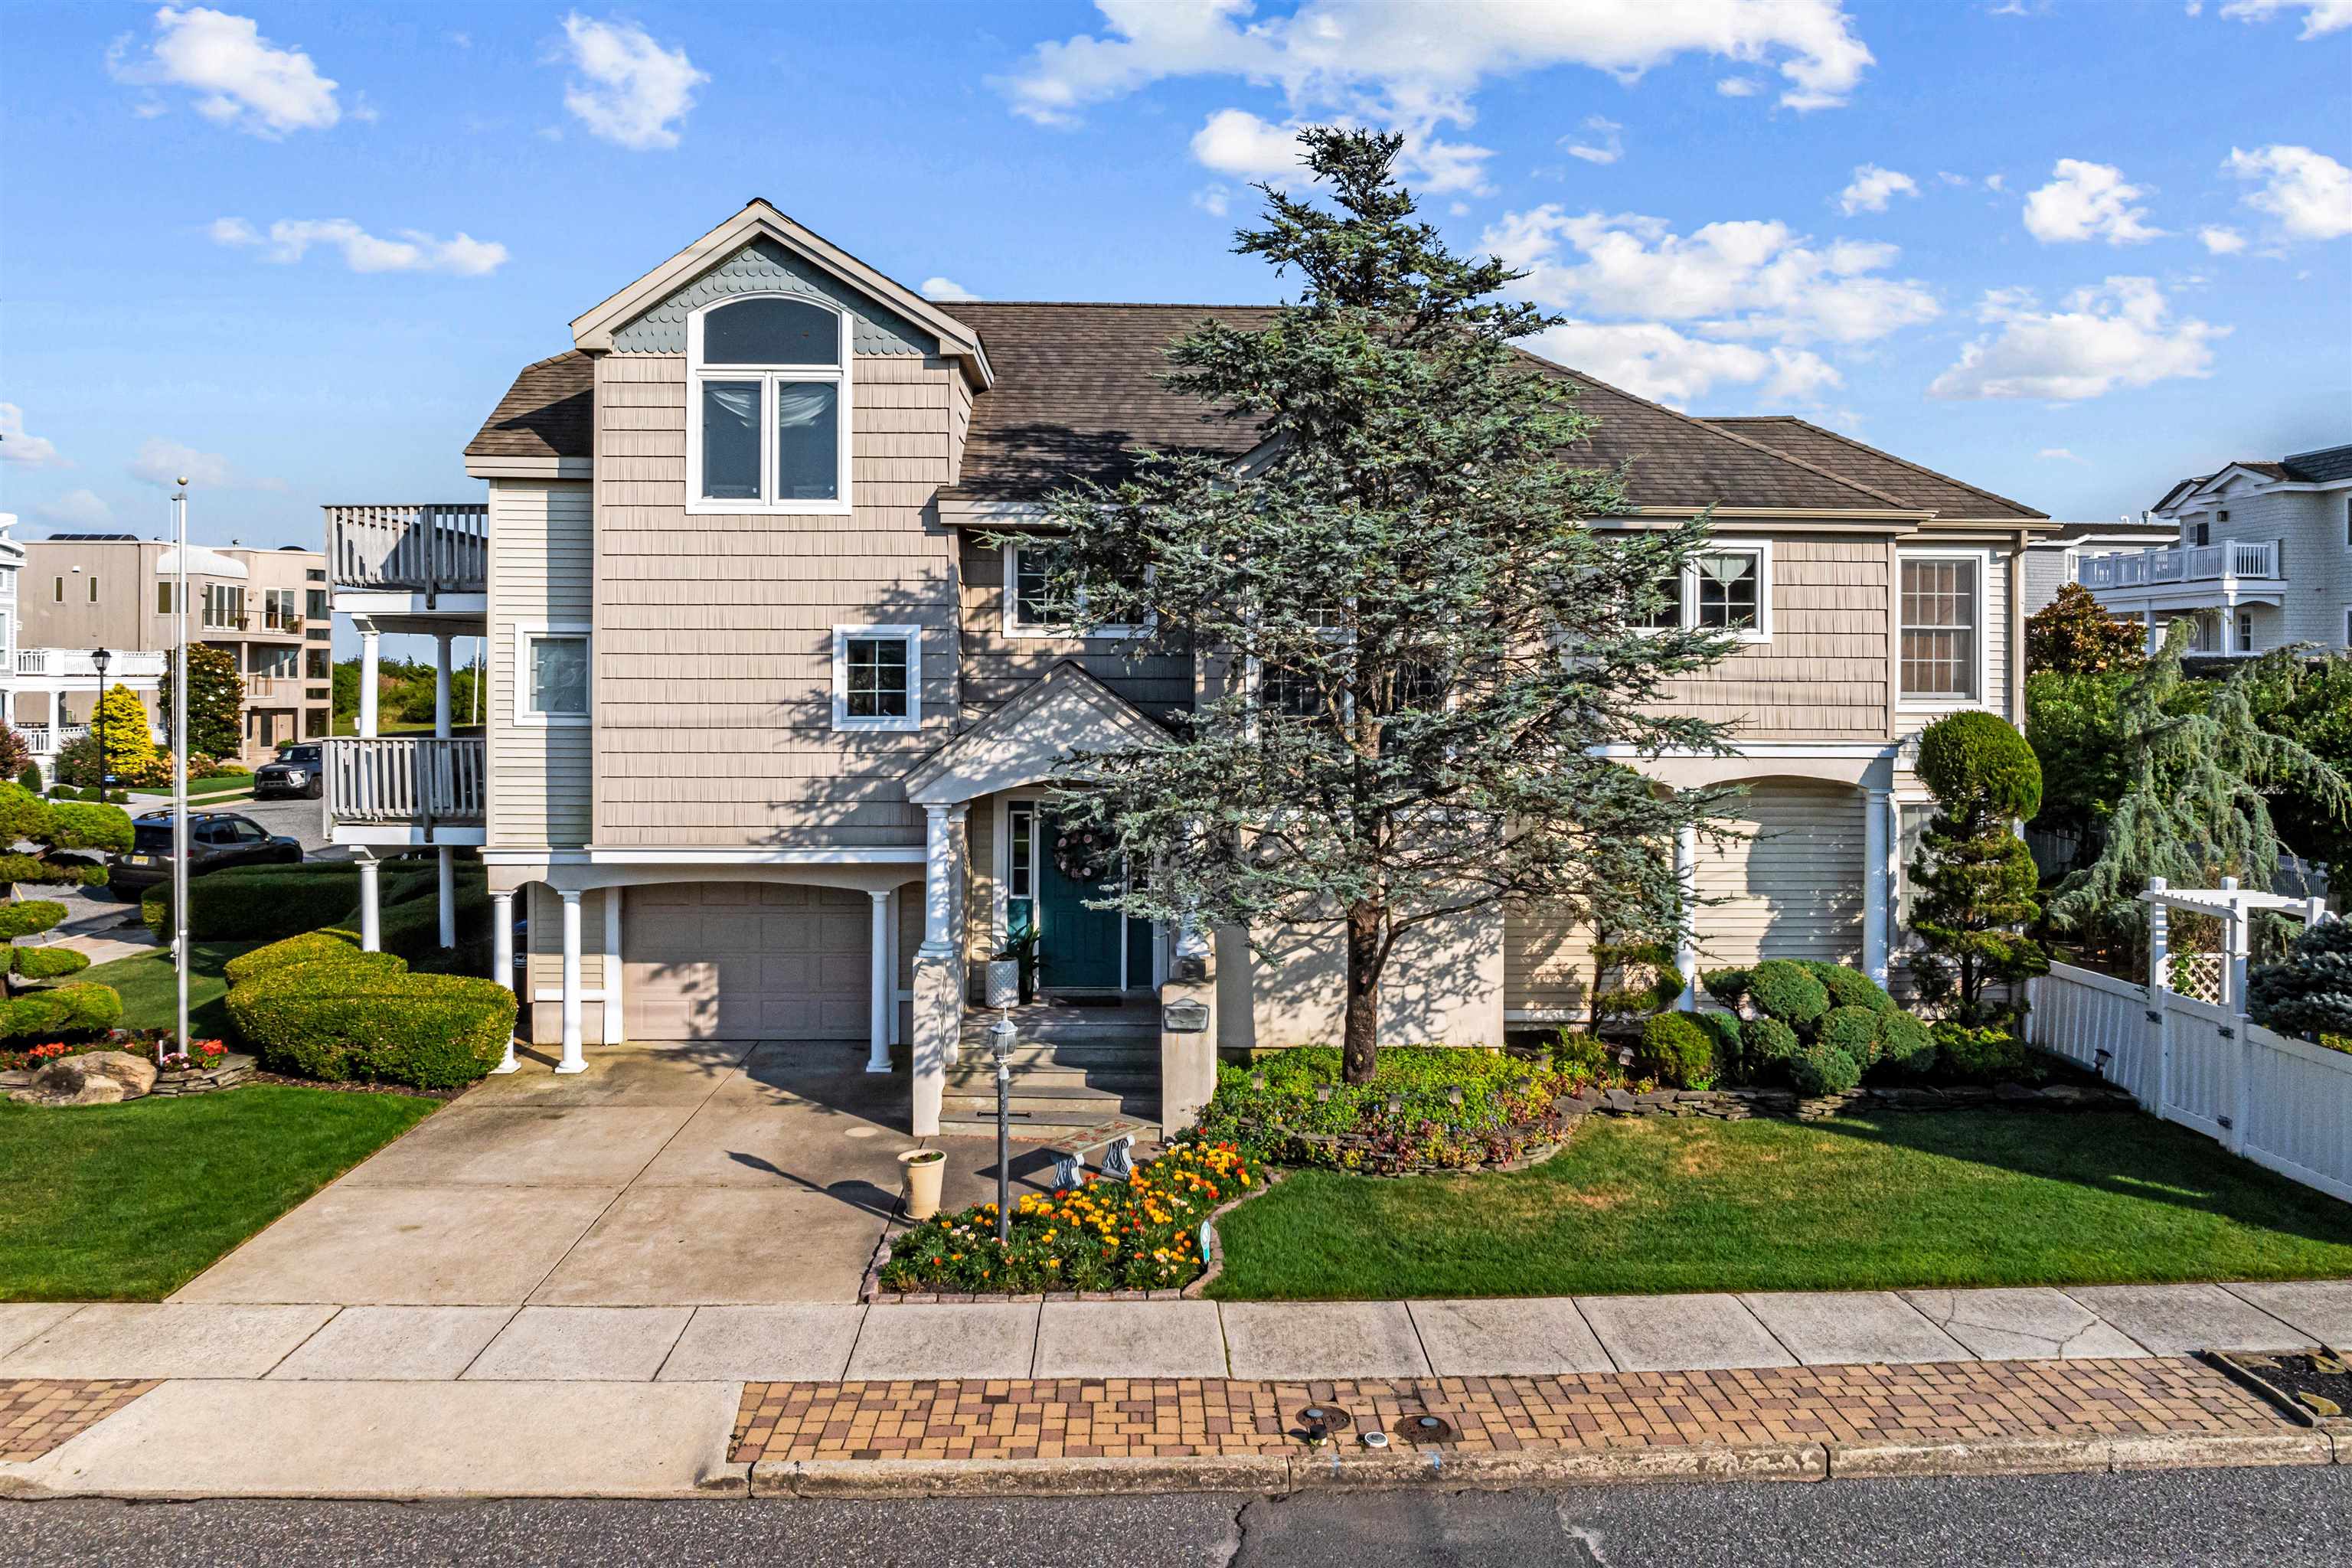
943,1063 -> 1158,1095
952,1041 -> 1159,1070
960,1011 -> 1159,1049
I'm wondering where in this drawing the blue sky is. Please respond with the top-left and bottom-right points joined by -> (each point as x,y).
3,0 -> 2347,571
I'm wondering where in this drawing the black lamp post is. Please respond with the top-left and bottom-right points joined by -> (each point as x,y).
90,647 -> 112,803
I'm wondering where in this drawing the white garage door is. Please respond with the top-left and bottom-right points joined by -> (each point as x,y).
1692,780 -> 1866,970
623,883 -> 870,1041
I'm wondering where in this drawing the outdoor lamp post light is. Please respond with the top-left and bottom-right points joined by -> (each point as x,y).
170,479 -> 191,1059
991,1008 -> 1018,1246
90,647 -> 111,802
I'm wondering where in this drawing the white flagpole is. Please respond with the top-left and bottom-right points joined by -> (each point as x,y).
172,479 -> 191,1054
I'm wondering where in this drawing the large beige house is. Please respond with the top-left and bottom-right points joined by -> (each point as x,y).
19,535 -> 332,760
324,202 -> 2050,1137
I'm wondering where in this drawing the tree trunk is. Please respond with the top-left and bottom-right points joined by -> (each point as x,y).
1342,900 -> 1384,1084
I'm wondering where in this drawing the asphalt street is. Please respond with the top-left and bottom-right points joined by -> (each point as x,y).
5,1468 -> 2347,1567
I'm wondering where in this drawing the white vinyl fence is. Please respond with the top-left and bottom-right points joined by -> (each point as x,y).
2029,959 -> 2352,1204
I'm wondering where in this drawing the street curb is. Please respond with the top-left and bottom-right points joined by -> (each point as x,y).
1827,1429 -> 2337,1478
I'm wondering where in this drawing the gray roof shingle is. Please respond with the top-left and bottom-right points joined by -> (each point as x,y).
1704,416 -> 2045,520
464,350 -> 593,459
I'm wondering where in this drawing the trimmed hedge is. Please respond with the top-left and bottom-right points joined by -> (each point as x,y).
1802,961 -> 1897,1015
1818,1004 -> 1885,1068
1747,959 -> 1829,1025
1880,1011 -> 1937,1077
144,858 -> 458,944
1,982 -> 123,1040
222,928 -> 366,987
1743,1015 -> 1800,1070
0,901 -> 67,941
1700,967 -> 1752,1010
1639,1012 -> 1714,1088
1791,1040 -> 1863,1097
11,944 -> 90,979
1933,1022 -> 2027,1083
1916,709 -> 2042,822
227,956 -> 512,1090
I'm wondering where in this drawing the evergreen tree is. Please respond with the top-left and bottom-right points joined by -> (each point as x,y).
1908,711 -> 2050,1024
0,781 -> 131,887
2025,583 -> 2146,675
1013,128 -> 1741,1083
162,643 -> 245,760
74,684 -> 163,797
2050,620 -> 2352,954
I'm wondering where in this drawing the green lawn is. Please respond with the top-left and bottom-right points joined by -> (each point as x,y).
0,1086 -> 435,1299
79,938 -> 263,1039
1208,1112 -> 2352,1300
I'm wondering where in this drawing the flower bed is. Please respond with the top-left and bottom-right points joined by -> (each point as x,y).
1194,1046 -> 1579,1174
876,1140 -> 1261,1295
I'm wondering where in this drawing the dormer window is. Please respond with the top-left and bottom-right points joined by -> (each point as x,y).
687,295 -> 851,514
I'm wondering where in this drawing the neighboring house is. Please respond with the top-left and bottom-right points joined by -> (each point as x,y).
0,516 -> 19,730
322,201 -> 2051,1136
19,535 -> 333,760
2070,445 -> 2352,656
2020,521 -> 2180,617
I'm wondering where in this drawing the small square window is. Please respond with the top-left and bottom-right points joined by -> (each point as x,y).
832,626 -> 920,731
1694,552 -> 1760,631
524,634 -> 589,720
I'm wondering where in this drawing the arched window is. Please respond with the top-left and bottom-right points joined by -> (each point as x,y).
688,295 -> 851,512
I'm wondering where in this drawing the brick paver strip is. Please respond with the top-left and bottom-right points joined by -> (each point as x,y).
729,1357 -> 2288,1465
1,1378 -> 160,1463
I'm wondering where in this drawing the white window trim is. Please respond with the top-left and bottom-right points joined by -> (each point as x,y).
513,622 -> 592,728
831,623 -> 922,733
1627,540 -> 1772,642
1001,543 -> 1152,640
684,294 -> 854,518
1896,546 -> 1994,712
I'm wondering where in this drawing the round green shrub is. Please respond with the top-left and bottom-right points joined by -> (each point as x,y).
1802,962 -> 1897,1014
1639,1012 -> 1714,1088
1818,1004 -> 1885,1068
11,944 -> 90,979
1700,968 -> 1752,1009
227,957 -> 512,1090
1916,710 -> 2042,821
1932,1022 -> 2027,1083
0,900 -> 67,941
1791,1041 -> 1862,1097
1694,1011 -> 1746,1080
47,800 -> 132,855
13,766 -> 41,795
1742,1015 -> 1800,1070
2,982 -> 123,1040
224,928 -> 368,987
1879,1012 -> 1937,1078
1747,959 -> 1830,1026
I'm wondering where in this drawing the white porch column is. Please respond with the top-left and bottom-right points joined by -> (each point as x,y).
1672,822 -> 1700,1009
867,890 -> 893,1073
356,853 -> 381,952
603,887 -> 626,1046
433,635 -> 452,738
886,887 -> 903,1047
557,889 -> 585,1074
436,845 -> 456,949
1863,788 -> 1893,987
910,802 -> 968,1136
919,804 -> 957,956
488,890 -> 517,1073
357,622 -> 381,740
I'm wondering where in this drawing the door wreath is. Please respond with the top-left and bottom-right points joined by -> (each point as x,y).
1050,823 -> 1117,887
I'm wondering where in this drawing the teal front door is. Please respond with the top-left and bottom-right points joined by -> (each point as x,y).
1035,816 -> 1125,990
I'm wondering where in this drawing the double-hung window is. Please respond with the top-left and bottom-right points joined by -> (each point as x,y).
1002,543 -> 1149,638
514,624 -> 590,727
1898,552 -> 1984,704
688,296 -> 851,513
831,625 -> 920,732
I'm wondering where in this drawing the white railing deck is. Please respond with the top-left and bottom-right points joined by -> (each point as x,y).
13,648 -> 170,681
2073,539 -> 2281,592
325,737 -> 486,826
325,503 -> 488,597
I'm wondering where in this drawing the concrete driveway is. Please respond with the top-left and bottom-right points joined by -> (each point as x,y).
172,1041 -> 1038,1308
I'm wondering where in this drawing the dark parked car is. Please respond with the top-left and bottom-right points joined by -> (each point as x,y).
109,811 -> 302,895
254,743 -> 325,800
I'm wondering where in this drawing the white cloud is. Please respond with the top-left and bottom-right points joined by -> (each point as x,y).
1192,185 -> 1233,217
2022,158 -> 2163,244
1190,108 -> 1310,181
1524,322 -> 1838,408
920,276 -> 978,302
1562,116 -> 1623,165
128,437 -> 286,492
1837,162 -> 1916,215
2224,144 -> 2352,240
1485,207 -> 1939,345
1714,76 -> 1760,96
2038,446 -> 2085,462
107,6 -> 339,136
556,13 -> 705,151
34,489 -> 115,529
0,404 -> 67,469
1928,276 -> 2223,400
2199,224 -> 2248,254
2216,0 -> 2352,36
211,217 -> 508,275
1984,172 -> 2006,192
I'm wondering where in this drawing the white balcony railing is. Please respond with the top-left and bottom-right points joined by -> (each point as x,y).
326,737 -> 485,827
325,504 -> 488,599
13,648 -> 170,681
2075,539 -> 2281,592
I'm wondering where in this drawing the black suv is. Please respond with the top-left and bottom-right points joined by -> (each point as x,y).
109,811 -> 302,894
254,743 -> 325,800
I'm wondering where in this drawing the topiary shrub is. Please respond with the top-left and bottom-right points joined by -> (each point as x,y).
1932,1022 -> 2026,1083
1639,1011 -> 1714,1088
1791,1041 -> 1862,1097
1802,961 -> 1896,1015
1,982 -> 123,1039
1817,1004 -> 1885,1069
1916,710 -> 2044,822
1589,939 -> 1685,1029
10,944 -> 90,979
1694,1011 -> 1745,1079
227,956 -> 511,1090
13,764 -> 41,796
1742,1015 -> 1800,1072
1747,959 -> 1830,1026
1701,968 -> 1751,1009
0,901 -> 67,941
224,928 -> 368,988
1879,1012 -> 1937,1078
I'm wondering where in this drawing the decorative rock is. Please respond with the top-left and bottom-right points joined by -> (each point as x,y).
9,1050 -> 158,1108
